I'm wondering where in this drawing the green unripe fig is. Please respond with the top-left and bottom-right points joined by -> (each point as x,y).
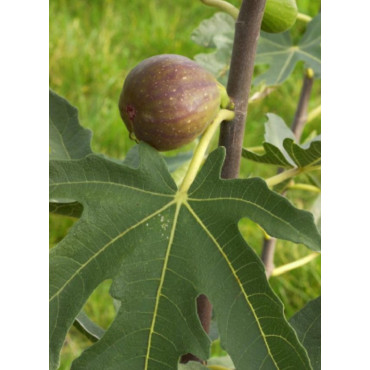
261,0 -> 298,33
119,54 -> 221,151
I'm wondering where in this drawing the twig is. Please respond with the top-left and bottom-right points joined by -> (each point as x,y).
271,253 -> 320,277
287,183 -> 321,193
307,104 -> 321,123
291,68 -> 315,140
261,69 -> 315,278
265,165 -> 320,188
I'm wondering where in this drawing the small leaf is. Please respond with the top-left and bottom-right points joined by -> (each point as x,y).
264,113 -> 296,148
242,113 -> 295,167
242,143 -> 293,167
289,297 -> 321,369
191,12 -> 234,49
254,14 -> 321,86
243,114 -> 321,169
194,34 -> 233,86
49,89 -> 92,160
192,13 -> 234,85
283,137 -> 321,167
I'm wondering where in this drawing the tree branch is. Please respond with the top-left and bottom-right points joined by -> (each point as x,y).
218,0 -> 267,179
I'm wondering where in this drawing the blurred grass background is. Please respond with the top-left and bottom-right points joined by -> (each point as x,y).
49,0 -> 321,368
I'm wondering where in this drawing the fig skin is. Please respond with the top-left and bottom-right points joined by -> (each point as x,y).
119,54 -> 221,151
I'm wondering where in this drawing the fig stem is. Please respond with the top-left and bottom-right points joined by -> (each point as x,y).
217,82 -> 234,110
200,0 -> 239,20
178,109 -> 235,194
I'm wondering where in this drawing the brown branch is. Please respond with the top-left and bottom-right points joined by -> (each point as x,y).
291,69 -> 315,139
181,0 -> 267,364
218,0 -> 267,179
261,70 -> 315,278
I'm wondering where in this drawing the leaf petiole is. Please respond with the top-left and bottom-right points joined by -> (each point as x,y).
287,183 -> 321,193
179,109 -> 235,193
265,165 -> 321,188
271,252 -> 320,277
200,0 -> 239,20
307,104 -> 321,123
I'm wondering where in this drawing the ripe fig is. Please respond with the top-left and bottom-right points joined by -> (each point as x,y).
119,54 -> 221,151
261,0 -> 298,33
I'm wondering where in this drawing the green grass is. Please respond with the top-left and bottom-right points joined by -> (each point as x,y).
50,0 -> 321,367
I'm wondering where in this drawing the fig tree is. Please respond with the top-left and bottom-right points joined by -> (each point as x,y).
119,54 -> 221,151
261,0 -> 298,33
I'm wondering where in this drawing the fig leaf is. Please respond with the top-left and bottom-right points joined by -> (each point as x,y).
50,93 -> 320,369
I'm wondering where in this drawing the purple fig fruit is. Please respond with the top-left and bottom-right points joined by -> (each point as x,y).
118,54 -> 221,151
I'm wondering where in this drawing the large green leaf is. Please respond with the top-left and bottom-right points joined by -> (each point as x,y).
49,89 -> 92,160
290,297 -> 321,369
254,14 -> 321,86
50,141 -> 320,369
